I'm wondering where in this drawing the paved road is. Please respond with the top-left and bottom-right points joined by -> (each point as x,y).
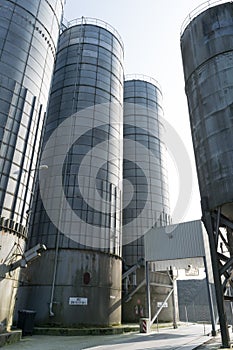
5,324 -> 212,350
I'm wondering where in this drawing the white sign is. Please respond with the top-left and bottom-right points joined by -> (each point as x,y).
185,266 -> 199,276
69,297 -> 88,305
157,302 -> 168,308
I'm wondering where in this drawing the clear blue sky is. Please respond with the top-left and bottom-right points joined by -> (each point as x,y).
63,0 -> 213,223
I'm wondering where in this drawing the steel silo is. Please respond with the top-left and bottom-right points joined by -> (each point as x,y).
181,1 -> 233,218
122,76 -> 171,323
0,0 -> 64,331
18,18 -> 124,326
123,76 -> 170,265
181,2 -> 233,347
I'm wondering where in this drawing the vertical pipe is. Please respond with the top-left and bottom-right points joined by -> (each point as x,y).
185,305 -> 188,323
145,261 -> 151,322
171,268 -> 178,329
203,256 -> 217,336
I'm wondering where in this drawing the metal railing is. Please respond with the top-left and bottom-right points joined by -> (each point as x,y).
61,16 -> 124,48
124,74 -> 162,92
180,0 -> 231,36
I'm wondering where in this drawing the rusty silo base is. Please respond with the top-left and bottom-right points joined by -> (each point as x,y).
202,201 -> 233,348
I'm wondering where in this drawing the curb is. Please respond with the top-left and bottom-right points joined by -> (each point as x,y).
33,325 -> 140,336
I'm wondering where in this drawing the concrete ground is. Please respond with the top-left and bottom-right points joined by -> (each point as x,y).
2,323 -> 216,350
195,332 -> 233,350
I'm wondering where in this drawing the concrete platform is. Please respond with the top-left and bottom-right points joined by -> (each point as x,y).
1,323 -> 213,349
32,322 -> 182,336
0,330 -> 22,347
32,324 -> 140,336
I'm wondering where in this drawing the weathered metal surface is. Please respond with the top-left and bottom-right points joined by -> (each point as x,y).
123,78 -> 170,266
181,6 -> 233,346
15,249 -> 122,326
144,220 -> 214,282
0,230 -> 25,331
181,2 -> 233,218
122,78 -> 171,323
145,220 -> 206,262
30,21 -> 124,253
0,0 -> 64,331
122,267 -> 174,323
19,20 -> 124,326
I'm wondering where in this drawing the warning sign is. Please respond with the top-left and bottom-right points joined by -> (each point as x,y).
69,297 -> 88,305
157,301 -> 168,308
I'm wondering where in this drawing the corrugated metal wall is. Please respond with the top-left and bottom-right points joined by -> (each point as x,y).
145,220 -> 206,262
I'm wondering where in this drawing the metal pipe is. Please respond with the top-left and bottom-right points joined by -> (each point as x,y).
49,229 -> 60,317
124,279 -> 146,302
203,256 -> 217,336
150,288 -> 174,326
215,207 -> 221,245
49,17 -> 86,318
145,261 -> 151,322
122,263 -> 140,280
170,268 -> 178,329
150,282 -> 173,288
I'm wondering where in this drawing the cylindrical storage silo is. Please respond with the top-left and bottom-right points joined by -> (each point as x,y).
181,2 -> 233,219
17,18 -> 124,327
123,77 -> 170,265
0,0 -> 64,331
122,76 -> 171,323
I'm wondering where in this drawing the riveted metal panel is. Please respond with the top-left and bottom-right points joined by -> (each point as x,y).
21,19 -> 124,327
181,3 -> 233,219
123,78 -> 170,266
0,0 -> 64,331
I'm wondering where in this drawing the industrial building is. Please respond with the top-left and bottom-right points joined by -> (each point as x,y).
0,0 -> 64,331
16,18 -> 124,327
2,0 -> 233,338
181,1 -> 233,347
123,77 -> 170,265
122,77 -> 172,323
15,16 -> 174,327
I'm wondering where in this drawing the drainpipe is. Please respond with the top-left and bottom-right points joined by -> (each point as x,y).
49,226 -> 60,317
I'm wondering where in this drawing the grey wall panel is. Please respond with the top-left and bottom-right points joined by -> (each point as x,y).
144,220 -> 206,262
15,249 -> 122,326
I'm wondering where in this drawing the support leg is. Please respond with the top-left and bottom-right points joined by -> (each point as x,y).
203,212 -> 230,348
